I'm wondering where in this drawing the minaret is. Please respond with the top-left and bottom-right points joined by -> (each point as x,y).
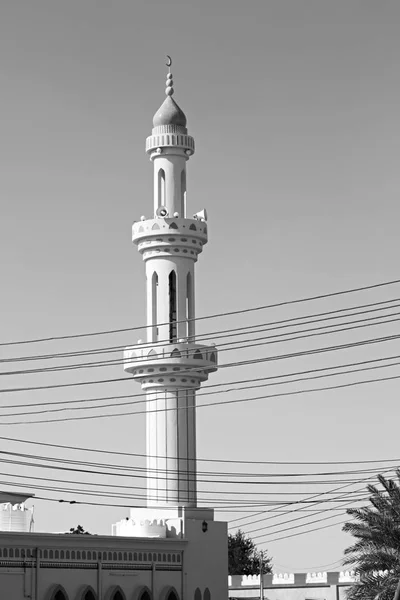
124,60 -> 218,509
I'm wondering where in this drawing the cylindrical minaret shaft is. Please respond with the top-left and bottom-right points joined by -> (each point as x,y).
124,65 -> 218,508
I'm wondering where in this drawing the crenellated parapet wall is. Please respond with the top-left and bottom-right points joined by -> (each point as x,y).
229,570 -> 359,594
132,217 -> 207,262
124,341 -> 218,390
146,131 -> 195,157
112,518 -> 167,539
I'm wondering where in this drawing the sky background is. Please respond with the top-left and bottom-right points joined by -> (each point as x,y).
1,0 -> 400,572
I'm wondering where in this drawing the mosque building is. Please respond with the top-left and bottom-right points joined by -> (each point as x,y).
0,62 -> 228,600
0,62 -> 357,600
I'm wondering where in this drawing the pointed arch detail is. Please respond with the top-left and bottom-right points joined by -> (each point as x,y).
46,584 -> 70,600
159,586 -> 180,600
104,586 -> 127,600
76,585 -> 97,600
194,589 -> 202,600
133,586 -> 153,600
204,589 -> 211,600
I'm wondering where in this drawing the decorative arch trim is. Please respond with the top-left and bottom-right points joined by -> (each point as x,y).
104,585 -> 127,600
159,586 -> 180,600
204,588 -> 211,600
132,586 -> 153,600
46,584 -> 70,600
76,585 -> 97,600
194,588 -> 202,600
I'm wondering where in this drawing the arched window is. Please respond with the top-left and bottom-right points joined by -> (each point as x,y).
204,589 -> 211,600
84,591 -> 96,600
158,169 -> 166,207
171,348 -> 181,358
187,272 -> 194,338
169,222 -> 178,229
109,590 -> 125,600
194,589 -> 201,600
169,271 -> 177,342
209,352 -> 216,363
49,587 -> 69,600
189,223 -> 196,231
148,349 -> 157,357
181,170 -> 186,213
193,350 -> 203,360
166,592 -> 178,600
151,223 -> 160,230
139,590 -> 151,600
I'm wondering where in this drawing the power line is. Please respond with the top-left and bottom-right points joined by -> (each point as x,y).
3,296 -> 400,366
3,307 -> 400,377
3,326 -> 400,395
3,369 -> 400,425
2,277 -> 400,347
4,353 -> 400,420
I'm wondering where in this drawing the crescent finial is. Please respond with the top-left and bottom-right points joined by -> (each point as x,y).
166,55 -> 172,70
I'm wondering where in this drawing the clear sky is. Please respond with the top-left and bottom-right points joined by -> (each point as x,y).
1,0 -> 400,571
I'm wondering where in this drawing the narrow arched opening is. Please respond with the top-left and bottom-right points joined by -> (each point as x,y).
151,271 -> 158,342
158,169 -> 166,207
169,270 -> 177,343
194,589 -> 201,600
187,271 -> 194,339
181,169 -> 186,215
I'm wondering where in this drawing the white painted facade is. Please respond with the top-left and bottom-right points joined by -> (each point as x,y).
112,65 -> 228,599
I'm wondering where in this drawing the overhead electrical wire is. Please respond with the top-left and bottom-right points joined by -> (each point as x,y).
0,433 -> 398,467
2,307 -> 400,377
2,277 -> 400,347
2,296 -> 400,366
1,447 -> 396,480
3,353 -> 400,420
3,370 -> 400,425
3,328 -> 400,396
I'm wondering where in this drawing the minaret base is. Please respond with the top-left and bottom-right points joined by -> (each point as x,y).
112,506 -> 214,539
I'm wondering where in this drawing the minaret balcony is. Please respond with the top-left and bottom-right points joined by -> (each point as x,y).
146,132 -> 195,156
124,341 -> 218,389
132,218 -> 207,260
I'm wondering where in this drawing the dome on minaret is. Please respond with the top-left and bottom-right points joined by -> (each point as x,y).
153,95 -> 187,128
152,65 -> 187,130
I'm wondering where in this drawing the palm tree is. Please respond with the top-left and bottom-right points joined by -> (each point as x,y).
343,470 -> 400,599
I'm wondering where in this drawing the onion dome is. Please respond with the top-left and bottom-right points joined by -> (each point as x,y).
152,69 -> 187,129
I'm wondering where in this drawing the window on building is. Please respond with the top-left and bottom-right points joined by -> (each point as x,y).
169,270 -> 177,342
158,169 -> 166,206
204,589 -> 211,600
194,588 -> 201,600
181,170 -> 186,213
